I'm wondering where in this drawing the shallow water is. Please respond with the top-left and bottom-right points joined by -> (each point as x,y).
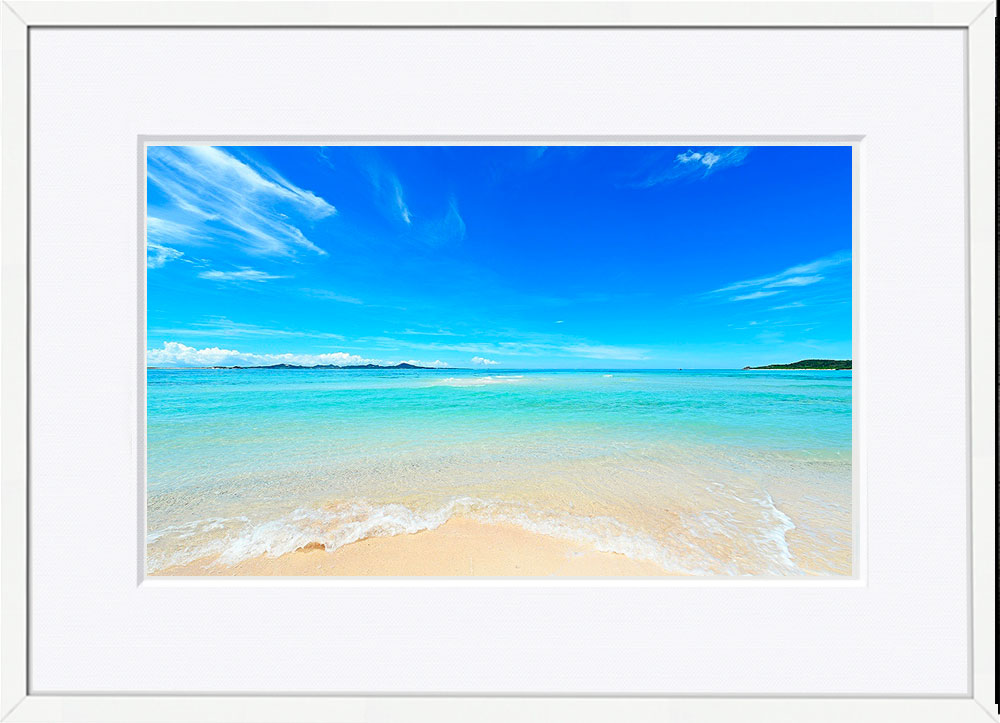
146,368 -> 852,575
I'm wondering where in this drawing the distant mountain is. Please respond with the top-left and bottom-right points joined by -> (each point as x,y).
743,359 -> 851,370
206,362 -> 447,370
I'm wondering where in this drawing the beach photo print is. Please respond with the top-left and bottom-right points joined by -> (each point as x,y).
145,144 -> 853,577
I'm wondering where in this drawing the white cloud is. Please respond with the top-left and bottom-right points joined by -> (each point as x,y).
731,290 -> 782,301
198,267 -> 287,283
713,251 -> 851,294
147,342 -> 454,369
764,275 -> 823,289
392,177 -> 412,224
421,198 -> 466,245
471,356 -> 500,366
677,150 -> 709,165
147,242 -> 183,269
782,251 -> 853,277
555,320 -> 564,324
396,328 -> 458,337
148,342 -> 392,368
147,217 -> 208,246
365,160 -> 464,243
364,165 -> 413,225
147,342 -> 370,367
149,317 -> 343,340
627,147 -> 751,187
303,288 -> 364,305
146,146 -> 335,257
770,301 -> 806,310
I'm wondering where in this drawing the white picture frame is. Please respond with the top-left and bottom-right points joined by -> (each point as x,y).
1,2 -> 995,721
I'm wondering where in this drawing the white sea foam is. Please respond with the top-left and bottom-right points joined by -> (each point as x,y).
145,516 -> 248,543
677,490 -> 798,574
146,493 -> 801,576
146,500 -> 472,572
430,376 -> 525,387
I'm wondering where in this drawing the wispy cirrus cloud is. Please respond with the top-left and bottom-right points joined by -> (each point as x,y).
198,267 -> 288,283
147,145 -> 335,258
302,288 -> 365,305
149,317 -> 344,340
764,275 -> 823,289
731,290 -> 782,302
147,217 -> 209,246
146,342 -> 448,368
396,327 -> 459,337
303,288 -> 412,311
623,147 -> 751,188
146,242 -> 183,269
421,198 -> 466,245
712,250 -> 851,304
367,163 -> 465,243
363,163 -> 413,226
392,177 -> 412,224
527,147 -> 548,163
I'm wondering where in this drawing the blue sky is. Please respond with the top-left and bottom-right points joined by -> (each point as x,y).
146,144 -> 852,369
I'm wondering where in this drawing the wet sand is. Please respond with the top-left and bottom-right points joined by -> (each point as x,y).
157,517 -> 671,577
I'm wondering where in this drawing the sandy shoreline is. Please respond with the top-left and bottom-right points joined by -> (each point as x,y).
155,517 -> 672,577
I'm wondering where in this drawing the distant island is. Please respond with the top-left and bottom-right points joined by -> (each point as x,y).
743,359 -> 851,370
211,362 -> 444,370
147,362 -> 454,370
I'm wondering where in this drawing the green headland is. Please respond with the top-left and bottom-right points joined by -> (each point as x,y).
743,359 -> 851,370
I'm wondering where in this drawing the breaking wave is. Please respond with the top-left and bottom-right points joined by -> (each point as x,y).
429,376 -> 525,387
146,493 -> 801,576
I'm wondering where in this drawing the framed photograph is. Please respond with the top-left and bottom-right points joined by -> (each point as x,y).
144,141 -> 857,580
2,2 -> 995,721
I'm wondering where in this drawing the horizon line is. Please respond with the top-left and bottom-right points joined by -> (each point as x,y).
146,363 -> 852,371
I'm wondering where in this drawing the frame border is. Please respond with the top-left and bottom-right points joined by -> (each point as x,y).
139,134 -> 865,588
1,2 -> 995,721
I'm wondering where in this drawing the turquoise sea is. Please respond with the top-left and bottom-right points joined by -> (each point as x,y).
146,368 -> 853,576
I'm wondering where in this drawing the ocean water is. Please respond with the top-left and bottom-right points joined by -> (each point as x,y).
146,368 -> 853,576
